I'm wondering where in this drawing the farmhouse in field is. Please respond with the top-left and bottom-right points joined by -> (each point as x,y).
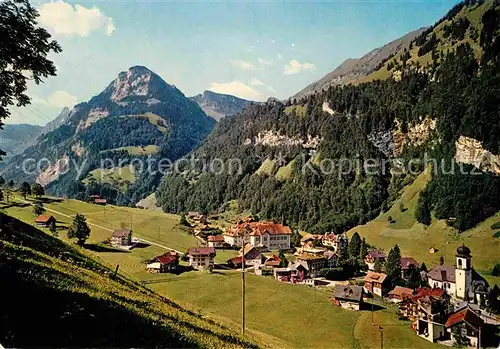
223,221 -> 292,250
187,247 -> 216,270
94,198 -> 107,205
88,194 -> 101,203
207,235 -> 225,248
147,252 -> 179,273
363,271 -> 389,297
111,229 -> 132,247
35,215 -> 56,228
445,307 -> 484,348
426,245 -> 490,305
331,284 -> 363,311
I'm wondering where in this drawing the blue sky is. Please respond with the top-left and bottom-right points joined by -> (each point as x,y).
9,0 -> 458,125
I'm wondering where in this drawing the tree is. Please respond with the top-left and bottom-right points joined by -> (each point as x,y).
374,258 -> 383,273
7,180 -> 14,188
279,250 -> 288,267
420,262 -> 428,272
359,237 -> 368,260
67,214 -> 91,246
0,176 -> 4,187
48,219 -> 57,236
0,190 -> 3,202
179,214 -> 189,226
31,183 -> 44,197
386,244 -> 402,281
406,267 -> 422,289
0,0 -> 61,127
415,190 -> 431,225
33,202 -> 45,216
492,263 -> 500,276
348,232 -> 361,259
20,181 -> 31,199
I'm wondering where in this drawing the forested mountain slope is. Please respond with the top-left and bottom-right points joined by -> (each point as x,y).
0,213 -> 256,348
157,0 -> 500,233
1,66 -> 215,205
294,27 -> 426,99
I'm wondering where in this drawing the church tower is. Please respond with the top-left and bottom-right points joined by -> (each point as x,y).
455,244 -> 472,300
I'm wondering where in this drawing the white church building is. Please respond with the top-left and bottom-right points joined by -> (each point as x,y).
426,244 -> 490,306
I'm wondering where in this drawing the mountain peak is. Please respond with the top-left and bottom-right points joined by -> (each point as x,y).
110,66 -> 158,102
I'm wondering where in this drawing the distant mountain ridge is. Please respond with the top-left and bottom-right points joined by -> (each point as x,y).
1,65 -> 215,206
190,90 -> 253,121
293,27 -> 427,99
0,124 -> 42,158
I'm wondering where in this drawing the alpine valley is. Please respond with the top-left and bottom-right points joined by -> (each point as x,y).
156,0 -> 500,233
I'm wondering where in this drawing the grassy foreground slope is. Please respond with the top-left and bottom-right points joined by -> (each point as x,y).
0,213 -> 256,348
348,170 -> 500,286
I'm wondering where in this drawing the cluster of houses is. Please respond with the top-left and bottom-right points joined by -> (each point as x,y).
330,244 -> 492,348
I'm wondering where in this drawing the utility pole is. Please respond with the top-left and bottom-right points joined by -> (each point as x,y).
379,326 -> 383,349
242,254 -> 246,336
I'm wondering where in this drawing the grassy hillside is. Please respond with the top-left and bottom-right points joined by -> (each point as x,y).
0,213 -> 256,348
151,271 -> 438,349
348,170 -> 500,286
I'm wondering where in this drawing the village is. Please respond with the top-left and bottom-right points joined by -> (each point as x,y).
37,201 -> 496,349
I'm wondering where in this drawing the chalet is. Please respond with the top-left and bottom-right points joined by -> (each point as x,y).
324,250 -> 339,268
414,291 -> 451,343
207,235 -> 225,248
111,229 -> 132,247
300,233 -> 323,246
94,198 -> 107,205
273,261 -> 307,283
264,254 -> 281,268
363,271 -> 389,297
147,252 -> 179,273
322,232 -> 348,253
295,253 -> 326,278
364,250 -> 386,270
88,194 -> 101,203
400,288 -> 449,321
332,284 -> 363,311
239,243 -> 264,266
187,247 -> 216,270
227,256 -> 245,269
386,286 -> 414,303
35,215 -> 56,228
400,257 -> 418,279
445,307 -> 483,348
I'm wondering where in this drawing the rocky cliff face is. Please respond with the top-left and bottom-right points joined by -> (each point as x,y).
455,136 -> 500,175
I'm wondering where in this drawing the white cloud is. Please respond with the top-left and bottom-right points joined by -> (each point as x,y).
208,81 -> 261,100
230,59 -> 255,71
39,1 -> 115,37
34,90 -> 78,108
249,78 -> 265,86
258,58 -> 273,66
283,60 -> 316,75
266,86 -> 277,93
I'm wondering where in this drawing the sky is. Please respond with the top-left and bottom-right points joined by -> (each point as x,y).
8,0 -> 459,125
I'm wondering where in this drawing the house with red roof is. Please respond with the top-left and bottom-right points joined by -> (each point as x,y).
363,271 -> 389,297
386,286 -> 414,303
35,215 -> 56,228
223,221 -> 292,250
187,247 -> 216,270
147,252 -> 179,273
207,235 -> 225,248
445,307 -> 484,348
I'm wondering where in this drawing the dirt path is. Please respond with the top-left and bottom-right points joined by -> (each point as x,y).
15,197 -> 182,253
